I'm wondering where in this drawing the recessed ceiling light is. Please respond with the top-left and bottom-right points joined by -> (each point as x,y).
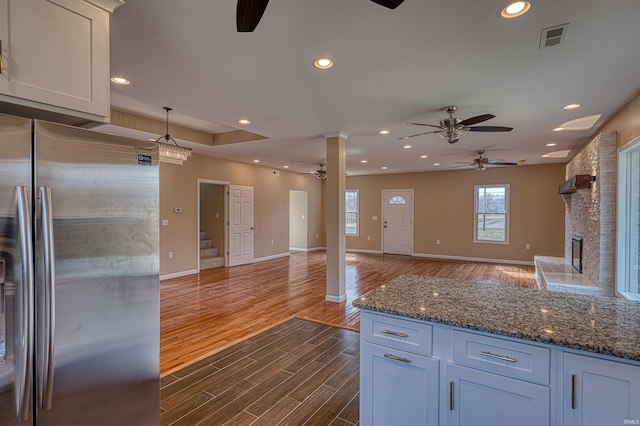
552,127 -> 565,132
433,163 -> 441,166
238,119 -> 251,125
546,143 -> 557,147
110,76 -> 130,85
420,155 -> 428,159
378,130 -> 390,135
556,114 -> 602,131
403,145 -> 412,149
563,103 -> 581,110
381,166 -> 388,170
500,1 -> 531,18
313,58 -> 334,69
253,159 -> 260,163
283,165 -> 289,169
360,160 -> 368,163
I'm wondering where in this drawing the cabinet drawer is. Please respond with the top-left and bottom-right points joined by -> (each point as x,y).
361,311 -> 432,356
452,330 -> 550,385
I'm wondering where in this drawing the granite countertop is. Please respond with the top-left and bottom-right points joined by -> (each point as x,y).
353,274 -> 640,362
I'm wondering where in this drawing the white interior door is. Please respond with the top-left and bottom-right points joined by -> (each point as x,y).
228,185 -> 254,266
382,189 -> 413,255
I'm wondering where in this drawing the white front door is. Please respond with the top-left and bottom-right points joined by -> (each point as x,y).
228,185 -> 254,266
382,189 -> 413,255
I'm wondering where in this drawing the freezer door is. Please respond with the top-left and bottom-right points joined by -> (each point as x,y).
34,121 -> 160,426
0,114 -> 34,426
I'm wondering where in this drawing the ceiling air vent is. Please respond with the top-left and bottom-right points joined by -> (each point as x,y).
540,23 -> 569,49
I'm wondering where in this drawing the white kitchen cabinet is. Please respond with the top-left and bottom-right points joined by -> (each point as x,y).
563,352 -> 640,426
360,341 -> 439,426
0,0 -> 119,122
446,363 -> 550,426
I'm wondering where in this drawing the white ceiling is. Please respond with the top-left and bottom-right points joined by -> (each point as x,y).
107,0 -> 640,175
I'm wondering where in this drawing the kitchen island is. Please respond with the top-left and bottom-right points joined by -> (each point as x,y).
353,275 -> 640,426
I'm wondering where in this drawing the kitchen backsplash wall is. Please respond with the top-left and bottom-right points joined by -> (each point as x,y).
563,131 -> 616,295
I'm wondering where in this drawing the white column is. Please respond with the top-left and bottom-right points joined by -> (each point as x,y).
325,131 -> 348,302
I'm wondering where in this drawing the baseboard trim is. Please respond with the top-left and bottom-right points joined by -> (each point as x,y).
307,246 -> 326,252
253,252 -> 290,263
347,248 -> 384,254
325,294 -> 347,303
160,269 -> 199,281
413,252 -> 534,266
289,247 -> 308,252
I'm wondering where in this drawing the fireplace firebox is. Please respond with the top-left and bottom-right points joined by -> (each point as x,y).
572,236 -> 583,273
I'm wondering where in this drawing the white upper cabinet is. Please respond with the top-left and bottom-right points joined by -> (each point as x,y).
0,0 -> 121,122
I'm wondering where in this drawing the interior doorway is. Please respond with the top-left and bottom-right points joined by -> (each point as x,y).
198,180 -> 228,271
289,190 -> 308,252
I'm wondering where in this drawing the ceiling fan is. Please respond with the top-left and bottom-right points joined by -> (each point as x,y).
451,151 -> 518,171
299,163 -> 327,180
236,0 -> 405,32
400,105 -> 513,144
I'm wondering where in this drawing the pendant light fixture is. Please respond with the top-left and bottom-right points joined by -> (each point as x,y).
155,106 -> 192,165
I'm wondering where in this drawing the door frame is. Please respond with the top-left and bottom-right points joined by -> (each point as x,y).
381,189 -> 414,255
197,179 -> 230,270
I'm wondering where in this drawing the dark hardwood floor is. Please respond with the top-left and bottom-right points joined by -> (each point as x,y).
160,318 -> 360,426
160,251 -> 536,374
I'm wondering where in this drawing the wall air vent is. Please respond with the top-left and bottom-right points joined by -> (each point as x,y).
540,23 -> 569,49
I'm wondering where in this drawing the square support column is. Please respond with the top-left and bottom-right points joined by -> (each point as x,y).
325,131 -> 348,302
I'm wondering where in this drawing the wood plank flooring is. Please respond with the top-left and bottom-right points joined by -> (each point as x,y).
160,318 -> 360,426
160,252 -> 535,374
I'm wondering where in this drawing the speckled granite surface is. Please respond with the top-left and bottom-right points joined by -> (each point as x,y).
353,275 -> 640,362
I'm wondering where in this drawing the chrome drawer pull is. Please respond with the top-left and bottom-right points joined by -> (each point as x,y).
384,353 -> 412,364
380,329 -> 409,338
479,351 -> 517,363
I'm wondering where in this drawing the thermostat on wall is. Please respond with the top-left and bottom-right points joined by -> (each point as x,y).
174,208 -> 182,213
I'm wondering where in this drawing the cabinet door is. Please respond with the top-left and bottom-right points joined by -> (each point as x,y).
563,353 -> 640,426
361,342 -> 439,426
0,0 -> 109,120
446,363 -> 550,426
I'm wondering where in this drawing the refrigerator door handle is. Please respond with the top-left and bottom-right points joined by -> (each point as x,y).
39,186 -> 56,411
16,186 -> 34,422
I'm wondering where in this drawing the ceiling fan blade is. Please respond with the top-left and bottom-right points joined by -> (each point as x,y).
237,0 -> 269,32
488,161 -> 518,166
370,0 -> 405,9
449,164 -> 473,169
458,114 -> 495,126
398,130 -> 441,140
467,126 -> 513,132
406,122 -> 442,129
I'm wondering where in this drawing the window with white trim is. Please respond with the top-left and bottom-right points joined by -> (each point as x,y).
474,184 -> 510,244
345,189 -> 359,236
617,138 -> 640,300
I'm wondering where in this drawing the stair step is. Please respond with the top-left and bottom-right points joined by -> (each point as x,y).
201,256 -> 225,269
200,239 -> 213,249
200,247 -> 219,258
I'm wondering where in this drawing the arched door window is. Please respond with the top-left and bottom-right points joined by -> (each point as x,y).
389,196 -> 407,205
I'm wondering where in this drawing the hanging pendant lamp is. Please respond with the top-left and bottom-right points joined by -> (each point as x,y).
155,106 -> 192,165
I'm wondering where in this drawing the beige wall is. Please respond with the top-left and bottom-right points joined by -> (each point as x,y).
160,154 -> 324,276
599,90 -> 640,149
346,163 -> 566,262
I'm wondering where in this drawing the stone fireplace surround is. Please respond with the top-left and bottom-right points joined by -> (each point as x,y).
534,131 -> 617,296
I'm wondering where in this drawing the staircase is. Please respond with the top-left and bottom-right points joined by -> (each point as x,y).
200,232 -> 225,270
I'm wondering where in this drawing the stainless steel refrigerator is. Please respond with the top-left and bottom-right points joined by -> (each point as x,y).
0,113 -> 160,425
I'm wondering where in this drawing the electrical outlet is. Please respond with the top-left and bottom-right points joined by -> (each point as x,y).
271,240 -> 274,245
436,239 -> 441,245
367,236 -> 371,240
168,251 -> 173,259
162,219 -> 168,226
316,234 -> 319,239
216,212 -> 219,219
526,243 -> 531,250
